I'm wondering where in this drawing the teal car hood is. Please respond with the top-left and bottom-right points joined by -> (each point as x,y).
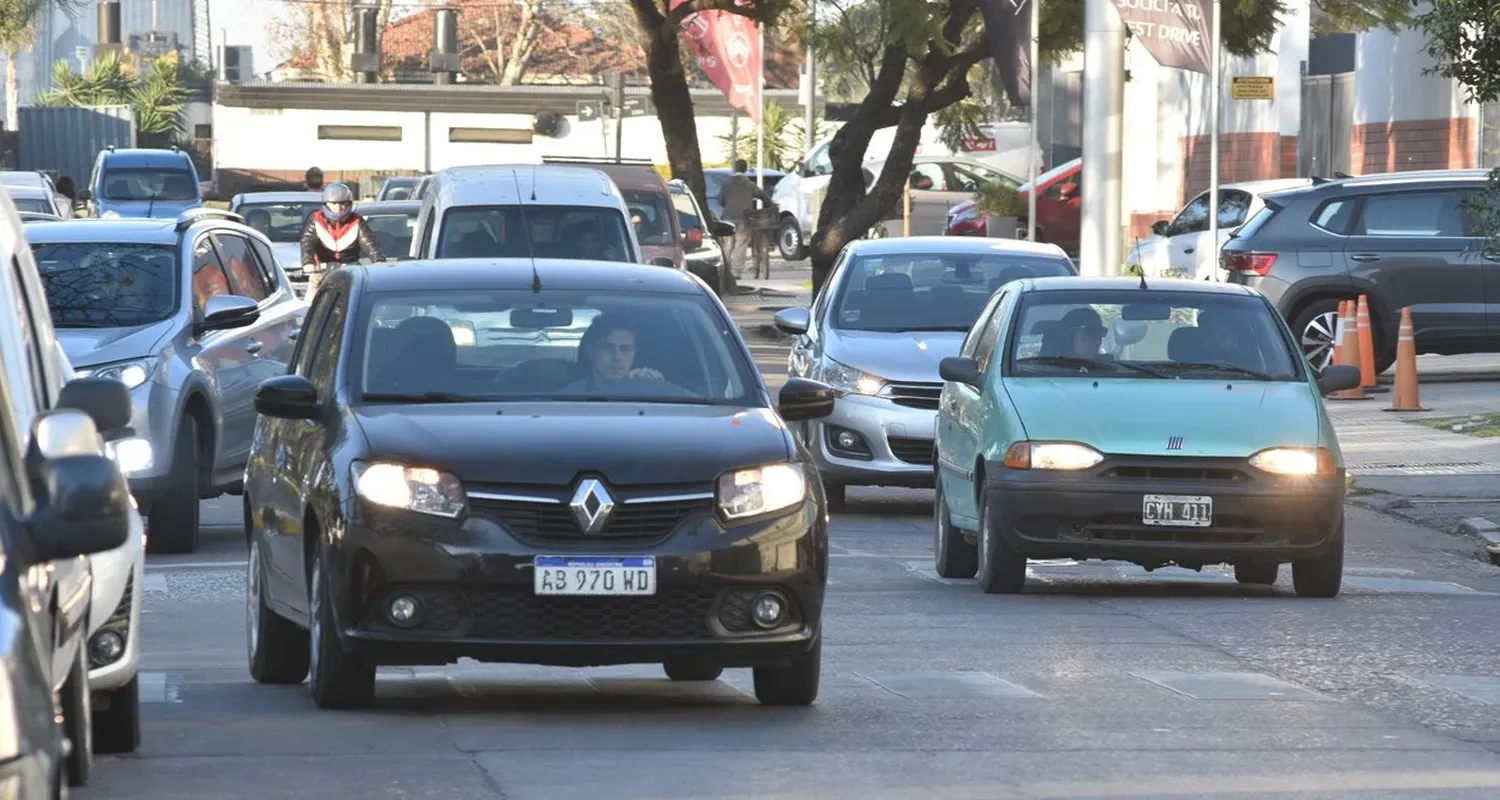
1004,378 -> 1321,457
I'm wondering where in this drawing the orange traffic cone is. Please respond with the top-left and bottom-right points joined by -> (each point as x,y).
1386,307 -> 1429,412
1356,295 -> 1378,388
1332,301 -> 1367,401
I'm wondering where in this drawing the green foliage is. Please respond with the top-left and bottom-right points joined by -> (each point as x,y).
719,100 -> 835,171
971,179 -> 1025,217
38,50 -> 189,145
0,0 -> 44,49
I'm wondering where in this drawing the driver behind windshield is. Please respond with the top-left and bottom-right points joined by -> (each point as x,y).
1194,308 -> 1261,369
561,315 -> 664,392
1046,307 -> 1109,359
245,208 -> 272,236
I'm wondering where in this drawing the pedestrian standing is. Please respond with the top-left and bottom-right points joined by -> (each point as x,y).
304,167 -> 325,192
717,159 -> 774,283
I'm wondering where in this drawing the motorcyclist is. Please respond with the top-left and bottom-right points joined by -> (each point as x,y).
298,183 -> 385,296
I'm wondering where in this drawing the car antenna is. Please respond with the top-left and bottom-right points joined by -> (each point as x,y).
509,169 -> 542,293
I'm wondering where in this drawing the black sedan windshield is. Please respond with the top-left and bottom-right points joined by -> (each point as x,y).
1006,289 -> 1303,381
33,242 -> 179,328
831,252 -> 1075,332
355,290 -> 758,404
239,202 -> 321,242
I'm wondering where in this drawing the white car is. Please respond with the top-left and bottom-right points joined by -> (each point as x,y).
1125,178 -> 1312,281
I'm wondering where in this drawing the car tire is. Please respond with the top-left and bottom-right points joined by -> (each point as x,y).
663,658 -> 723,682
777,217 -> 806,261
308,548 -> 376,709
823,483 -> 846,512
1291,299 -> 1344,374
933,480 -> 978,579
752,636 -> 821,706
147,420 -> 201,555
976,490 -> 1026,594
1292,517 -> 1345,598
61,646 -> 93,786
1234,562 -> 1280,586
92,675 -> 141,754
248,535 -> 311,684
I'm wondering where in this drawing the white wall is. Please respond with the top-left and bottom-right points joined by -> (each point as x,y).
1353,24 -> 1476,125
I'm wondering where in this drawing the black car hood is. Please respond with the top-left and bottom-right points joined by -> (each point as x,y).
352,402 -> 794,486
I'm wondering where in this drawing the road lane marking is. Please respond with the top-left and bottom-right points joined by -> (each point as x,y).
147,560 -> 247,571
138,672 -> 184,703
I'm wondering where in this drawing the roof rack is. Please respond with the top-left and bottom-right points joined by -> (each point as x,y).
175,207 -> 244,231
540,155 -> 655,167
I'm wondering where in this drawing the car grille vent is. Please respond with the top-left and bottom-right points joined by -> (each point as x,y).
887,436 -> 935,465
1104,465 -> 1248,481
469,495 -> 715,547
885,382 -> 942,410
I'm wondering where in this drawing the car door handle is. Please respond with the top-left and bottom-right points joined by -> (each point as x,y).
1183,247 -> 1195,254
245,340 -> 264,355
1350,253 -> 1381,262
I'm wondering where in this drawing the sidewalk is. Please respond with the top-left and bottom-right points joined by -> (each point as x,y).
720,258 -> 813,339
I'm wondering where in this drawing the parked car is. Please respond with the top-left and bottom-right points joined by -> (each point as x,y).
667,178 -> 737,294
228,191 -> 325,286
410,165 -> 643,263
704,166 -> 785,221
946,157 -> 1082,255
26,208 -> 307,553
865,155 -> 1024,237
774,236 -> 1076,509
0,169 -> 72,218
243,258 -> 837,708
542,157 -> 684,268
3,185 -> 66,217
933,276 -> 1361,596
1126,179 -> 1312,281
1222,169 -> 1495,373
81,146 -> 203,220
375,176 -> 422,201
18,211 -> 63,224
354,200 -> 421,258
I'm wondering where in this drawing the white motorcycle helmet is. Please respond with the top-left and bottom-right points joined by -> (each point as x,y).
321,183 -> 354,223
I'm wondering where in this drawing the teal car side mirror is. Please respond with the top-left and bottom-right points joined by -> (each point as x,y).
940,356 -> 982,388
1315,364 -> 1361,395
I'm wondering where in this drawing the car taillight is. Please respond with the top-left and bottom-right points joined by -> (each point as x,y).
685,227 -> 703,247
1223,252 -> 1277,276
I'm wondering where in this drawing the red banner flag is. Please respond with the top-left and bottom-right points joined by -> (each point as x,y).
672,0 -> 763,124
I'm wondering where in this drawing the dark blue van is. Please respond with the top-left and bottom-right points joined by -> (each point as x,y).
82,146 -> 203,219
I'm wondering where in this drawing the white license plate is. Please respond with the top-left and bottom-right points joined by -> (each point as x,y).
533,556 -> 657,596
1141,494 -> 1213,528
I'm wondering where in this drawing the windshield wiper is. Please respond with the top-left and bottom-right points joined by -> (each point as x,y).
54,321 -> 115,329
559,395 -> 718,405
360,391 -> 484,403
1014,355 -> 1166,378
898,325 -> 971,332
1159,362 -> 1273,381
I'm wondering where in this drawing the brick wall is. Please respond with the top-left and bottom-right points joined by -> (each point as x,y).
1129,211 -> 1174,241
1279,136 -> 1299,179
1351,118 -> 1475,175
213,168 -> 425,200
1178,131 -> 1284,204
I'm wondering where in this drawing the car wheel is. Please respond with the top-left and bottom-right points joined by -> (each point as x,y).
1292,516 -> 1345,598
777,217 -> 806,261
663,658 -> 723,682
1291,299 -> 1344,373
823,483 -> 846,512
248,535 -> 311,684
933,480 -> 978,579
91,676 -> 141,755
308,548 -> 376,709
752,636 -> 821,706
61,646 -> 93,786
976,490 -> 1026,594
1233,562 -> 1280,586
147,419 -> 201,555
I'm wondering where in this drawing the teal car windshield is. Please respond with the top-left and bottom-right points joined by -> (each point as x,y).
1005,289 -> 1304,382
832,253 -> 1074,332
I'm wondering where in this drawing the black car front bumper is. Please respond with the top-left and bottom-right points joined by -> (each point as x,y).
985,455 -> 1344,565
328,496 -> 827,669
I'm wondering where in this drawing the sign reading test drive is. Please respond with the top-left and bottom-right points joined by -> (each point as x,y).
1109,0 -> 1212,76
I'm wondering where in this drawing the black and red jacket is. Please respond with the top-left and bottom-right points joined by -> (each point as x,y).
298,208 -> 385,267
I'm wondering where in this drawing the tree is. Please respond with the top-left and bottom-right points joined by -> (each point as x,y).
465,0 -> 546,85
39,50 -> 190,148
0,0 -> 45,132
718,99 -> 833,170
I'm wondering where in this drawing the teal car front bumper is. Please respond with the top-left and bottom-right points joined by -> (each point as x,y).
984,454 -> 1344,566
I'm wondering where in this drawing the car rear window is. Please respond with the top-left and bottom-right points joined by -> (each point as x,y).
623,189 -> 675,246
1234,203 -> 1280,241
1309,198 -> 1357,235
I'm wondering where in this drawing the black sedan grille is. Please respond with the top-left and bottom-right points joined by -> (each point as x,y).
888,436 -> 934,465
885,381 -> 942,410
469,496 -> 715,547
465,589 -> 718,639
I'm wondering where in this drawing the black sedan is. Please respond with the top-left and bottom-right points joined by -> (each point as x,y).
243,258 -> 839,708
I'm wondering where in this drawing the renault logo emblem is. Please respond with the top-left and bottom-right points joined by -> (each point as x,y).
569,478 -> 615,535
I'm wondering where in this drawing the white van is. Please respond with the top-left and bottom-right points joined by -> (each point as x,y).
770,122 -> 1038,259
410,165 -> 644,263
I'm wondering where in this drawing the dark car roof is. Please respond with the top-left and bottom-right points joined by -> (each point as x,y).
1262,169 -> 1490,204
356,201 -> 421,215
354,258 -> 705,296
1024,276 -> 1259,296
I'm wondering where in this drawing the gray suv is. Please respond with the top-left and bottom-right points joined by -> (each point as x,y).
1222,169 -> 1493,373
26,209 -> 307,553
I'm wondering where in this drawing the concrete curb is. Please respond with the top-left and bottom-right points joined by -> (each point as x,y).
1456,517 -> 1500,565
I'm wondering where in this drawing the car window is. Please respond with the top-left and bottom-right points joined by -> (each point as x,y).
960,291 -> 1004,358
11,197 -> 52,214
911,163 -> 946,191
364,213 -> 416,256
622,189 -> 675,246
8,256 -> 48,411
1169,193 -> 1211,236
948,163 -> 1015,192
0,371 -> 31,518
971,293 -> 1009,372
1219,190 -> 1253,227
353,289 -> 758,404
191,236 -> 233,312
246,237 -> 282,294
307,292 -> 347,400
1042,171 -> 1080,200
829,251 -> 1076,333
214,233 -> 271,302
670,191 -> 702,231
238,202 -> 320,243
437,205 -> 633,262
1353,190 -> 1465,237
1006,289 -> 1302,381
100,167 -> 198,201
290,290 -> 337,377
418,210 -> 436,257
807,144 -> 832,176
1310,198 -> 1357,234
34,242 -> 180,328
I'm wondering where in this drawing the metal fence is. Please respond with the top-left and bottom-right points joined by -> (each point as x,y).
17,105 -> 137,185
1299,73 -> 1354,178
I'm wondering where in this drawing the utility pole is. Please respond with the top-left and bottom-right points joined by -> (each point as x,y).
803,0 -> 816,151
1080,0 -> 1124,277
611,73 -> 625,163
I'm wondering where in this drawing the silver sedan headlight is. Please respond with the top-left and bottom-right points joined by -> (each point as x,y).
76,358 -> 153,390
816,358 -> 884,396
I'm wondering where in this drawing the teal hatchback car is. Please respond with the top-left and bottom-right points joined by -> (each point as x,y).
933,277 -> 1363,597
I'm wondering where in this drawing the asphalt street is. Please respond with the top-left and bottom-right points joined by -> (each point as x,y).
79,320 -> 1500,799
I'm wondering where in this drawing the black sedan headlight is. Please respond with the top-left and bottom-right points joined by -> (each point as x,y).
717,463 -> 807,520
352,461 -> 466,518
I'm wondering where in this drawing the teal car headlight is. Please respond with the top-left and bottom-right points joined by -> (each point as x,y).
1003,441 -> 1103,471
816,358 -> 884,396
1250,447 -> 1336,477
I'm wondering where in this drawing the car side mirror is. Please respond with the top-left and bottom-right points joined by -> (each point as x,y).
939,356 -> 982,388
777,377 -> 836,422
1151,220 -> 1171,237
773,307 -> 811,335
197,294 -> 260,333
1057,182 -> 1078,200
28,452 -> 133,560
255,375 -> 321,420
710,220 -> 736,238
56,378 -> 133,438
1315,363 -> 1362,395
